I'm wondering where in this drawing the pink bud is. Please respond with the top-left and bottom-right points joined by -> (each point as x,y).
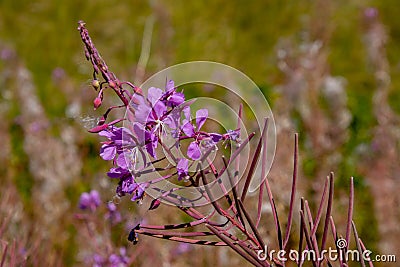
134,86 -> 143,95
93,97 -> 102,109
149,199 -> 161,210
98,116 -> 106,125
108,80 -> 116,88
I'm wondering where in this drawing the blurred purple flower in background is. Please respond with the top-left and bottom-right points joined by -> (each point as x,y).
170,243 -> 192,258
364,7 -> 378,19
92,254 -> 106,267
79,190 -> 101,211
51,67 -> 66,81
108,247 -> 129,267
105,202 -> 122,225
89,247 -> 128,267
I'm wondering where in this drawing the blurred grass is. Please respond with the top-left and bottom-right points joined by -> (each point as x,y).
0,0 -> 399,265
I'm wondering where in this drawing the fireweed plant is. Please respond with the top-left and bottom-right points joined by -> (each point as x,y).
77,21 -> 374,266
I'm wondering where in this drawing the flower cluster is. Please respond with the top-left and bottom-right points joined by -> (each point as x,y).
78,21 -> 374,267
96,80 -> 240,202
78,190 -> 122,225
91,247 -> 129,267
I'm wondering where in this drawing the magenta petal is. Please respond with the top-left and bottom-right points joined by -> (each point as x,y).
135,103 -> 151,124
147,87 -> 163,105
183,106 -> 191,121
100,145 -> 116,160
165,108 -> 181,130
166,80 -> 175,92
187,142 -> 201,160
131,185 -> 146,201
225,129 -> 240,141
121,178 -> 138,194
182,121 -> 195,137
116,153 -> 128,169
152,100 -> 167,119
133,123 -> 146,143
145,136 -> 157,159
196,109 -> 208,130
163,116 -> 174,129
177,158 -> 188,171
210,133 -> 223,143
177,158 -> 189,180
107,167 -> 129,178
177,158 -> 189,169
143,129 -> 158,159
98,130 -> 115,139
168,92 -> 185,106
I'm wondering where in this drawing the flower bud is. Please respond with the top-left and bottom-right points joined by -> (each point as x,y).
92,79 -> 100,90
93,97 -> 102,109
108,80 -> 116,88
98,116 -> 106,125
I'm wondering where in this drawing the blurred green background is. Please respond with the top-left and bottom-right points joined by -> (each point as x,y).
0,0 -> 399,266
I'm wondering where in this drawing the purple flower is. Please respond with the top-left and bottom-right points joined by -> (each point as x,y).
125,80 -> 189,160
51,67 -> 65,81
105,202 -> 122,225
108,247 -> 129,267
99,127 -> 135,161
196,109 -> 208,130
181,108 -> 209,160
180,108 -> 239,160
162,107 -> 182,138
224,129 -> 240,142
210,133 -> 223,143
114,175 -> 146,202
107,166 -> 131,179
133,123 -> 158,159
90,76 -> 242,206
148,90 -> 168,124
79,190 -> 101,211
131,184 -> 146,202
163,80 -> 185,107
134,87 -> 168,126
181,106 -> 195,135
177,158 -> 189,180
92,254 -> 106,267
187,142 -> 202,160
132,95 -> 152,124
116,176 -> 138,195
135,82 -> 184,128
171,243 -> 192,257
364,7 -> 378,19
